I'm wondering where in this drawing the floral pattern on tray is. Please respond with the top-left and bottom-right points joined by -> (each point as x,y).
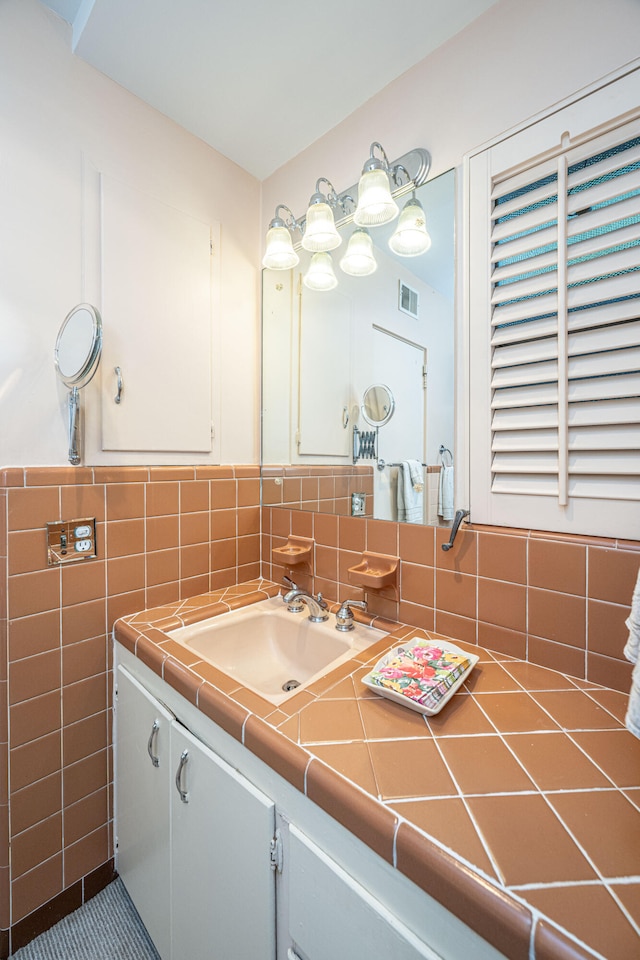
363,637 -> 478,715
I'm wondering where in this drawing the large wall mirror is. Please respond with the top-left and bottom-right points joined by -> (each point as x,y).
262,169 -> 455,526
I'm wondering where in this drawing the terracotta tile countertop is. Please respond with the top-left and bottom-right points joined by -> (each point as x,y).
114,580 -> 640,960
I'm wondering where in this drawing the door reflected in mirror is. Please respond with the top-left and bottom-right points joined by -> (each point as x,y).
262,169 -> 455,527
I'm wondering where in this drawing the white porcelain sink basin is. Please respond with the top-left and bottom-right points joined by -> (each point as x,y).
168,595 -> 387,705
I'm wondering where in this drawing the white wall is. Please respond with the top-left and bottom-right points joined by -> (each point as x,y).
262,0 -> 640,221
0,0 -> 261,467
5,0 -> 639,469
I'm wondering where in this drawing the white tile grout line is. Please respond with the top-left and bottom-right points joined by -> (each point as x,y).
426,705 -> 507,885
447,684 -> 633,889
511,877 -> 640,891
536,792 -> 640,939
387,806 -> 616,960
528,914 -> 536,960
585,546 -> 590,681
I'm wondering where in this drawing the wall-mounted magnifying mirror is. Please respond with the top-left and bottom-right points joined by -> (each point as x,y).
361,383 -> 395,427
54,304 -> 102,464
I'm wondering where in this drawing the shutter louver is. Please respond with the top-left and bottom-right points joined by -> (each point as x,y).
489,127 -> 640,506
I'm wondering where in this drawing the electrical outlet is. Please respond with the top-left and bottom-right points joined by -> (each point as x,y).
351,492 -> 366,517
47,518 -> 97,565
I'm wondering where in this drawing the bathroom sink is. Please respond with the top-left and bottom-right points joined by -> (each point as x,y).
168,595 -> 387,705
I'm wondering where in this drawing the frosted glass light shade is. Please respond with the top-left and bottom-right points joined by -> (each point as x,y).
354,168 -> 399,226
388,198 -> 432,257
262,225 -> 299,270
302,202 -> 342,252
339,229 -> 377,277
303,252 -> 338,291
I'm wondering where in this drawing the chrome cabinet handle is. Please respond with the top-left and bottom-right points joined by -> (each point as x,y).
147,719 -> 160,767
342,405 -> 349,429
114,366 -> 123,404
175,749 -> 189,803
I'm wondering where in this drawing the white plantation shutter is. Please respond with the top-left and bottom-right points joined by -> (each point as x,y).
468,72 -> 640,539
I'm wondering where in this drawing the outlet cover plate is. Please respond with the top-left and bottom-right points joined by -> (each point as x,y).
47,518 -> 97,565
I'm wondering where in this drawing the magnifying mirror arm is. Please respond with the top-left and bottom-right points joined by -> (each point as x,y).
67,387 -> 81,465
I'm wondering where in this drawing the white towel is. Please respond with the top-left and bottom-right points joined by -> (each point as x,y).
624,565 -> 640,739
438,464 -> 454,521
397,460 -> 423,524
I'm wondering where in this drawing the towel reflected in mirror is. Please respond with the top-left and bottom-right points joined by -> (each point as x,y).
397,460 -> 424,524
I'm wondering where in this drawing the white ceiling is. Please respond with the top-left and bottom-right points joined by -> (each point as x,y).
40,0 -> 498,180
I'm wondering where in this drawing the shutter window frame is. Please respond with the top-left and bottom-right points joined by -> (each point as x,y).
467,71 -> 640,539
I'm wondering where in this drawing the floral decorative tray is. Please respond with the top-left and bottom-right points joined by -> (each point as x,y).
362,636 -> 479,716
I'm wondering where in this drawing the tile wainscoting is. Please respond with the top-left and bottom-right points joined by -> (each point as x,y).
263,506 -> 639,694
0,463 -> 637,955
262,464 -> 374,515
0,465 -> 260,957
262,463 -> 444,525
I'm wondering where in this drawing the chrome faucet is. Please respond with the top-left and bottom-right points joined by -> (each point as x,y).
282,576 -> 329,622
335,598 -> 368,632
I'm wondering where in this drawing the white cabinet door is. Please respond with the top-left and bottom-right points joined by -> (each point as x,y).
100,173 -> 215,453
116,665 -> 276,960
288,826 -> 441,960
170,721 -> 276,960
115,666 -> 173,960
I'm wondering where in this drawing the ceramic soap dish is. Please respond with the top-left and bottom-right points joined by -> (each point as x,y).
362,636 -> 478,715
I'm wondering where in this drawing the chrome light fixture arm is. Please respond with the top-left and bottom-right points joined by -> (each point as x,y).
269,203 -> 303,235
264,144 -> 431,261
312,177 -> 355,219
362,143 -> 410,187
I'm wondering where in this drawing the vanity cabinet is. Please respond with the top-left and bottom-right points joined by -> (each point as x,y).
115,646 -> 505,960
286,825 -> 441,960
115,666 -> 276,960
115,665 -> 173,957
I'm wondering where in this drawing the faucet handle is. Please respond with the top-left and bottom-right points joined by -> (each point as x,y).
282,575 -> 304,612
335,599 -> 367,632
316,592 -> 329,611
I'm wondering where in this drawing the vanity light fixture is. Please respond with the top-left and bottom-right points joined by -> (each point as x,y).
262,205 -> 301,270
303,251 -> 338,291
353,142 -> 406,227
388,193 -> 432,257
302,179 -> 344,252
262,144 -> 431,273
339,228 -> 377,277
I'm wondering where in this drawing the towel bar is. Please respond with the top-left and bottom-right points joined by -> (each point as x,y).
377,459 -> 427,470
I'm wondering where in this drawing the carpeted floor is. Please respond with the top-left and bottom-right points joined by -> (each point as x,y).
12,878 -> 160,959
